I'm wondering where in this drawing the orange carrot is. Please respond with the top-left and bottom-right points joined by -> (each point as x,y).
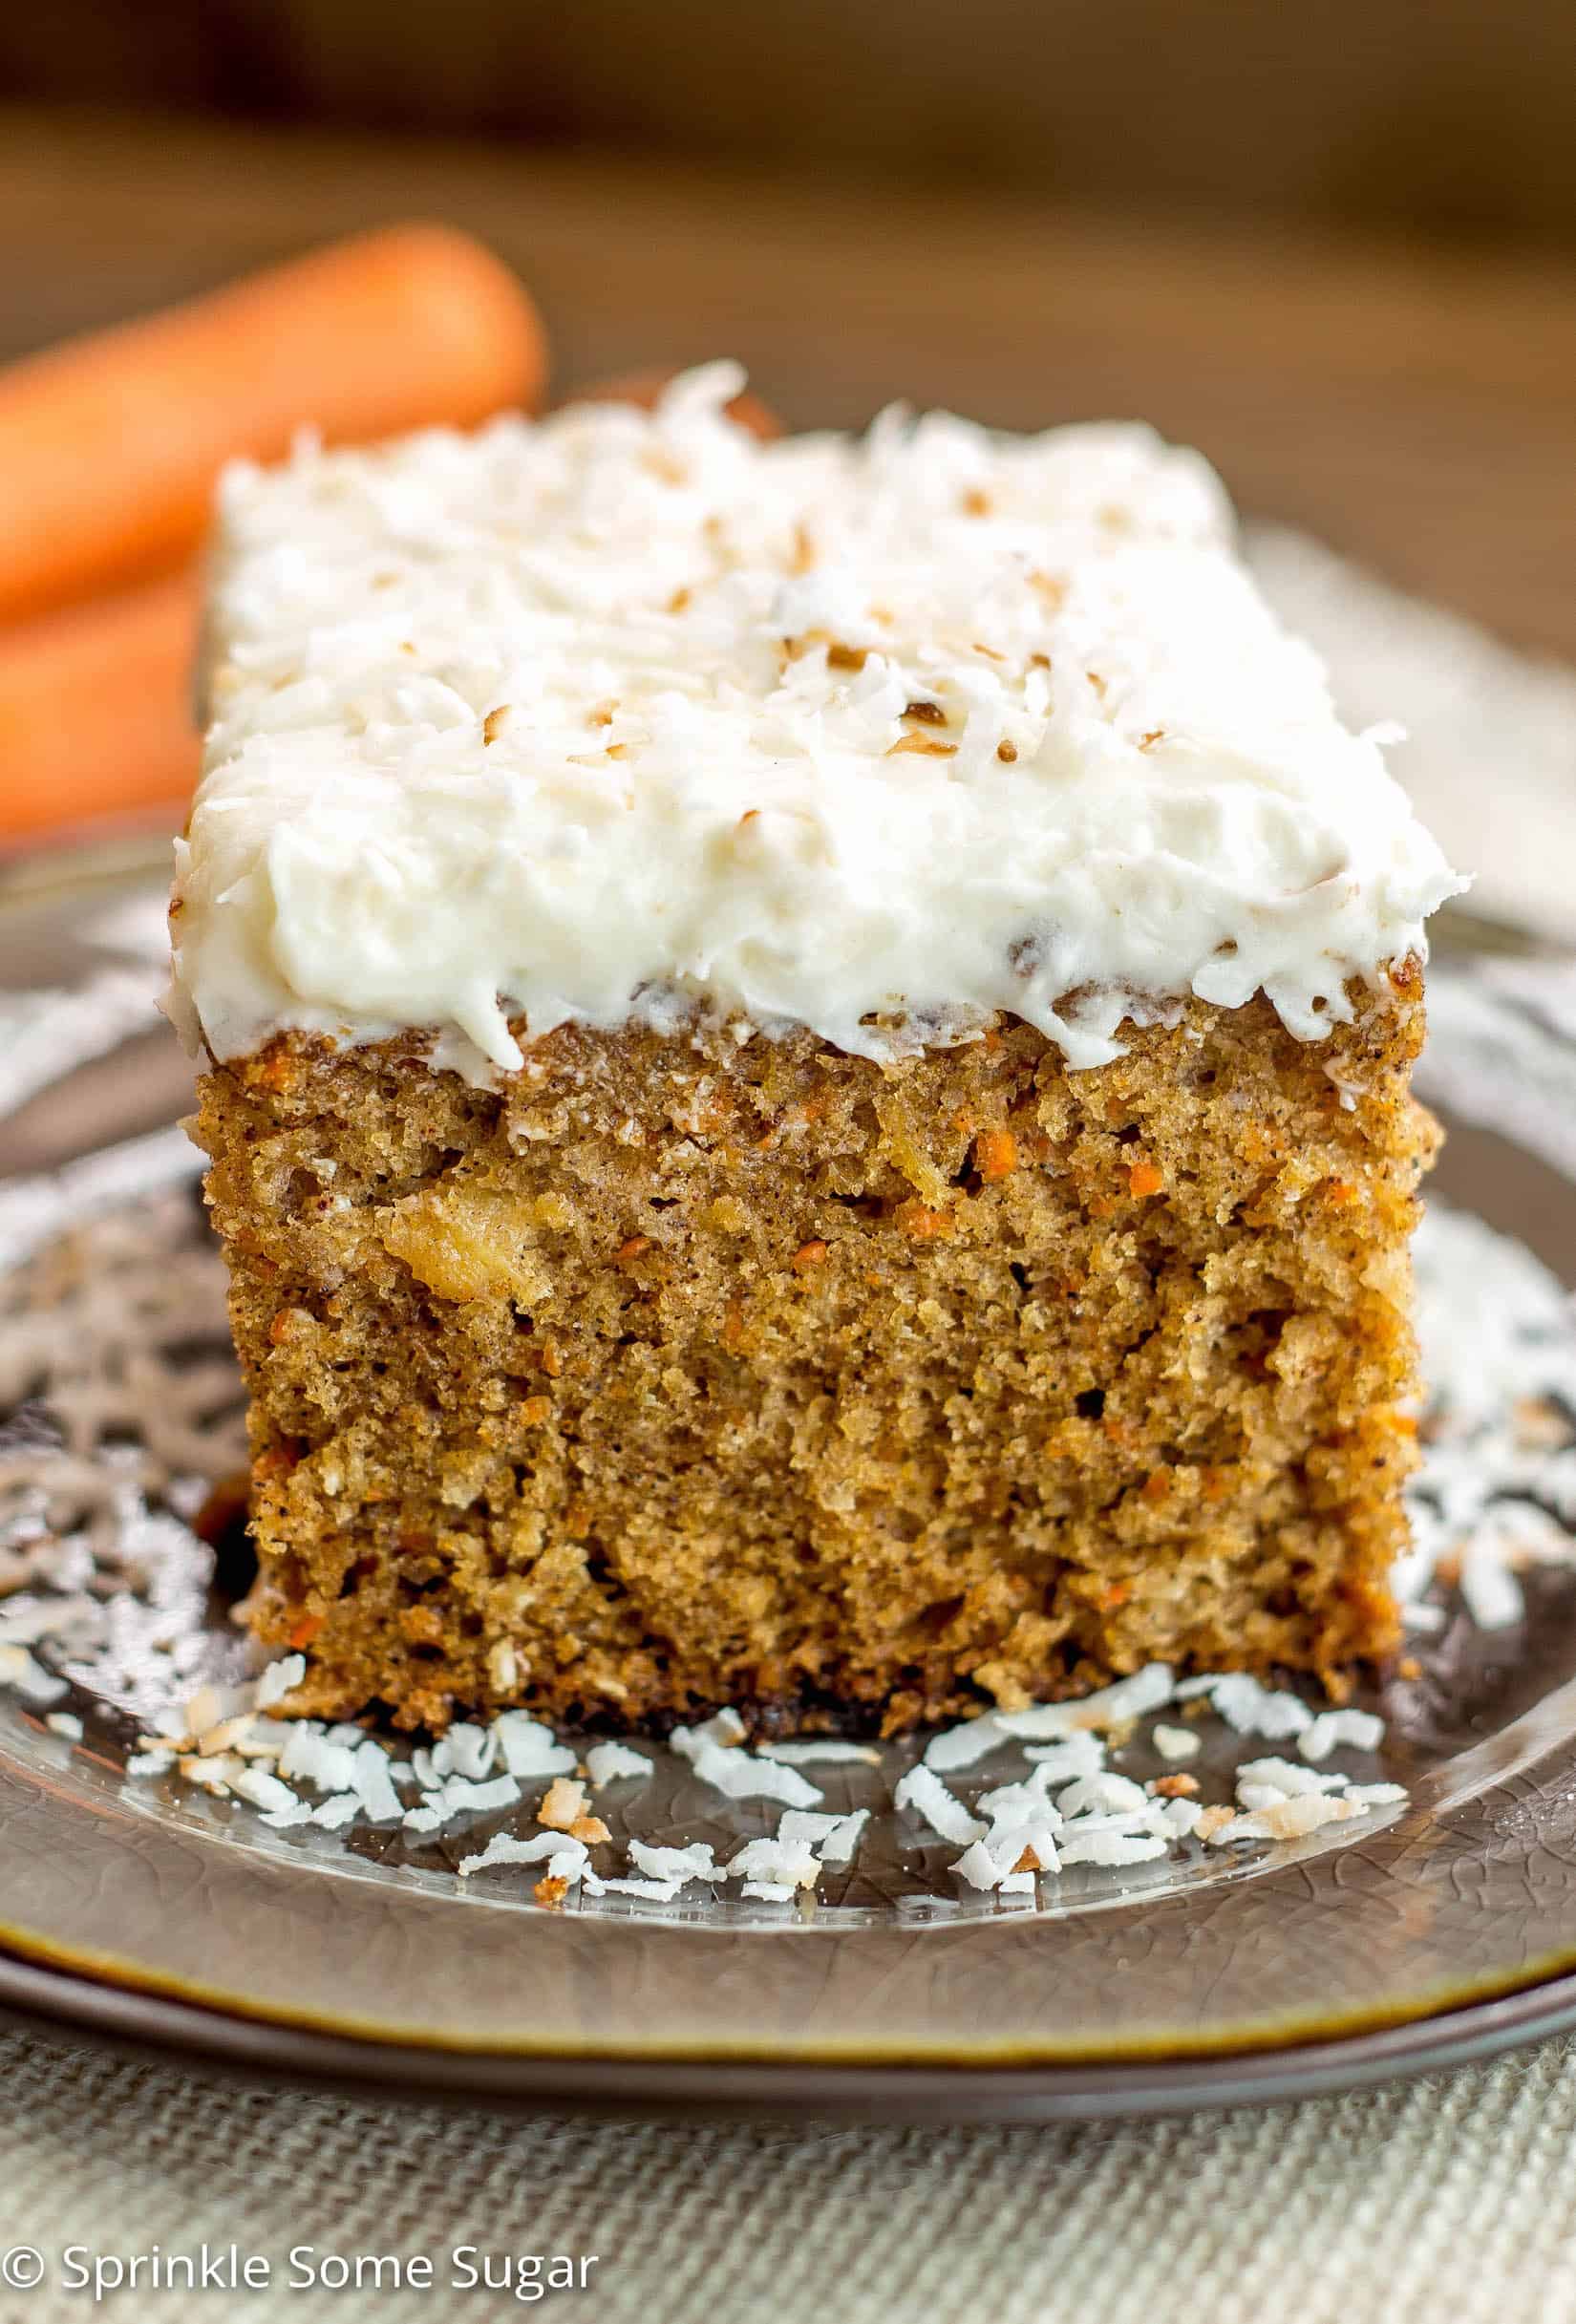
975,1127 -> 1019,1182
0,225 -> 546,625
564,366 -> 781,440
0,570 -> 198,839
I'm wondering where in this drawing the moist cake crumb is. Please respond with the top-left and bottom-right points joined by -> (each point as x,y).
197,974 -> 1433,1734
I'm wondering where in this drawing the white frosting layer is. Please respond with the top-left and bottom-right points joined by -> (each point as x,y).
172,363 -> 1464,1076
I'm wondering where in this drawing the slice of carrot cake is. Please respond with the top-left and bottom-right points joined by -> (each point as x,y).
168,364 -> 1465,1734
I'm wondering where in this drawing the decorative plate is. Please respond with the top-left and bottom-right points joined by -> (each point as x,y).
5,839 -> 1576,2123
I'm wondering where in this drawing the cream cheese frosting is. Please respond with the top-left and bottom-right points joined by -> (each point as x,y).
170,362 -> 1465,1077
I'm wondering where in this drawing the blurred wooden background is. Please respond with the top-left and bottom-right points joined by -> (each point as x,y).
3,4 -> 1576,660
9,0 -> 1576,247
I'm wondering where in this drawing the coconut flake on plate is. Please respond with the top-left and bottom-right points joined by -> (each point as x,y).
982,1814 -> 1062,1881
351,1738 -> 405,1823
921,1716 -> 1009,1773
975,1776 -> 1061,1824
1297,1708 -> 1386,1763
439,1772 -> 522,1818
892,1763 -> 987,1844
277,1724 -> 361,1794
679,1708 -> 747,1750
1055,1771 -> 1150,1819
1056,1829 -> 1168,1867
492,1711 -> 577,1779
0,1594 -> 98,1648
996,1664 -> 1175,1740
0,1643 -> 68,1705
309,1793 -> 364,1830
952,1841 -> 1011,1892
584,1739 -> 652,1786
589,1874 -> 683,1902
1208,1794 -> 1364,1846
1235,1757 -> 1351,1802
816,1808 -> 870,1865
1174,1672 -> 1313,1738
260,1797 -> 314,1829
458,1830 -> 590,1883
228,1766 -> 299,1816
628,1839 -> 720,1886
254,1652 -> 306,1709
1019,1732 -> 1108,1782
725,1828 -> 821,1890
431,1720 -> 497,1780
671,1718 -> 823,1807
1459,1541 -> 1528,1631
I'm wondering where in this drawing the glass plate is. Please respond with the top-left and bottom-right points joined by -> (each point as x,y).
5,840 -> 1576,2122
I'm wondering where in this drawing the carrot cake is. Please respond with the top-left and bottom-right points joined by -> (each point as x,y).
167,363 -> 1465,1735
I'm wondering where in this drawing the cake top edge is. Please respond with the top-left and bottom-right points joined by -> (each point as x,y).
172,361 -> 1467,1077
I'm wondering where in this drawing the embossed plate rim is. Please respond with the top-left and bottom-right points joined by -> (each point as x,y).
8,1945 -> 1576,2123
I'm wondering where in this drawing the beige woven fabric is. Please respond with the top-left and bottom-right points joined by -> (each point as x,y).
4,2018 -> 1576,2322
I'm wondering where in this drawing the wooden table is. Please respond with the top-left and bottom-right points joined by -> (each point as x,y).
4,105 -> 1576,659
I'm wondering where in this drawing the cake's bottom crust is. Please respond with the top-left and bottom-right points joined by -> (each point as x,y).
196,976 -> 1434,1735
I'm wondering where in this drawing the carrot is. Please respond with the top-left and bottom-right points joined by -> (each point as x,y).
564,366 -> 781,440
0,224 -> 546,626
975,1127 -> 1019,1183
0,570 -> 198,839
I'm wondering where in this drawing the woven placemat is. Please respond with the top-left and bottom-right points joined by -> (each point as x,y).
4,2018 -> 1576,2322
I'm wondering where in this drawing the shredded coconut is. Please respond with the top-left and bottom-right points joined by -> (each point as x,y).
1177,1672 -> 1314,1738
493,1711 -> 578,1779
1459,1542 -> 1528,1631
996,1664 -> 1175,1739
670,1719 -> 823,1807
584,1739 -> 652,1786
725,1830 -> 821,1890
255,1653 -> 306,1710
759,1739 -> 883,1766
432,1721 -> 497,1780
628,1839 -> 719,1887
1055,1772 -> 1150,1819
437,1773 -> 521,1818
816,1809 -> 870,1866
174,367 -> 1461,1084
458,1831 -> 589,1883
1057,1830 -> 1168,1868
1297,1709 -> 1386,1764
1020,1733 -> 1108,1782
893,1764 -> 988,1845
591,1874 -> 682,1902
922,1715 -> 1009,1773
1235,1757 -> 1350,1802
